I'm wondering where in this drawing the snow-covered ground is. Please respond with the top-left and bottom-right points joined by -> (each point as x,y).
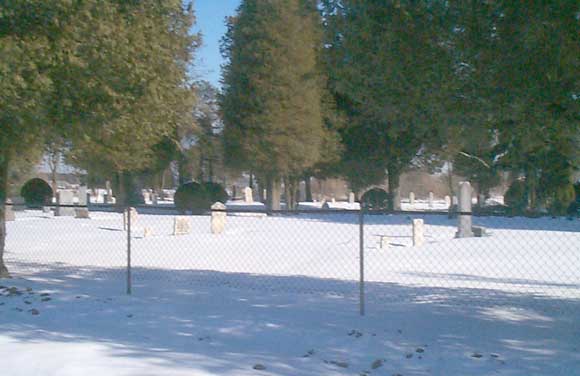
1,209 -> 579,375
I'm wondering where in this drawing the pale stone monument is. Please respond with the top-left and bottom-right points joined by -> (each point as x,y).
105,181 -> 113,204
211,202 -> 226,234
409,192 -> 415,205
452,196 -> 458,206
55,190 -> 75,216
244,187 -> 253,204
379,235 -> 390,249
173,216 -> 191,236
143,227 -> 153,238
412,219 -> 424,247
444,195 -> 451,207
75,186 -> 90,219
123,207 -> 138,230
143,191 -> 151,204
348,192 -> 355,204
5,199 -> 15,222
456,182 -> 474,238
428,192 -> 434,208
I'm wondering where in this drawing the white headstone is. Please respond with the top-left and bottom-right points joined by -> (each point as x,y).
143,227 -> 153,238
173,216 -> 191,236
123,207 -> 138,230
5,199 -> 15,222
55,190 -> 75,216
348,192 -> 355,204
380,236 -> 390,249
78,186 -> 88,206
444,195 -> 451,207
409,192 -> 415,205
456,182 -> 474,238
428,192 -> 434,208
412,219 -> 424,247
105,181 -> 113,204
143,191 -> 151,204
244,187 -> 253,204
211,202 -> 226,234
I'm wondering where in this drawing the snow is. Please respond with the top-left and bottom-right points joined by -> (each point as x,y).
1,209 -> 579,375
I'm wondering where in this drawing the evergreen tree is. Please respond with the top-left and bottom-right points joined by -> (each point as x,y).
0,0 -> 198,277
322,0 -> 453,210
221,0 -> 327,210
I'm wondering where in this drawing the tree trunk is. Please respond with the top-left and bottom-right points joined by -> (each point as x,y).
177,152 -> 189,186
266,176 -> 281,211
447,161 -> 454,197
50,152 -> 59,200
0,150 -> 10,278
387,164 -> 401,211
304,174 -> 313,202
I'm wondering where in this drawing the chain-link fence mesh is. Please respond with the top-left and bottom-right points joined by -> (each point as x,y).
4,203 -> 580,314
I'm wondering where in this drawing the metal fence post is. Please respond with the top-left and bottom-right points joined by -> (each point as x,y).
359,206 -> 365,316
126,206 -> 132,295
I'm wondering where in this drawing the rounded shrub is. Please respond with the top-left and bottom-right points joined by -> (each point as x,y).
361,188 -> 389,210
504,180 -> 528,213
21,178 -> 53,207
174,182 -> 228,212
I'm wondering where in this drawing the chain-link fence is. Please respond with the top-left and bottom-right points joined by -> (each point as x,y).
4,203 -> 580,315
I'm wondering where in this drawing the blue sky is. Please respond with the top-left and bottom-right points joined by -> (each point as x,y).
192,0 -> 241,88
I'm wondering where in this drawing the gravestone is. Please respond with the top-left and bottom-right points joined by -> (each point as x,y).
452,196 -> 458,206
472,226 -> 487,237
244,187 -> 253,204
456,182 -> 474,238
379,236 -> 390,249
11,197 -> 26,211
444,195 -> 451,207
211,202 -> 226,234
5,199 -> 15,222
75,186 -> 90,219
143,191 -> 151,204
123,207 -> 138,230
409,192 -> 415,205
348,192 -> 355,204
428,192 -> 434,208
412,219 -> 424,247
143,227 -> 153,238
105,181 -> 113,204
55,190 -> 75,216
173,216 -> 191,236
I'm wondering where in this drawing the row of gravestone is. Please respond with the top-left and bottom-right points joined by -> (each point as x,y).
4,187 -> 91,222
125,202 -> 227,237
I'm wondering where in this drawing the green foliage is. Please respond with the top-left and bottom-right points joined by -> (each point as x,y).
504,180 -> 528,213
361,188 -> 389,210
221,0 -> 327,179
20,178 -> 52,207
322,0 -> 453,198
550,184 -> 576,216
174,182 -> 228,212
